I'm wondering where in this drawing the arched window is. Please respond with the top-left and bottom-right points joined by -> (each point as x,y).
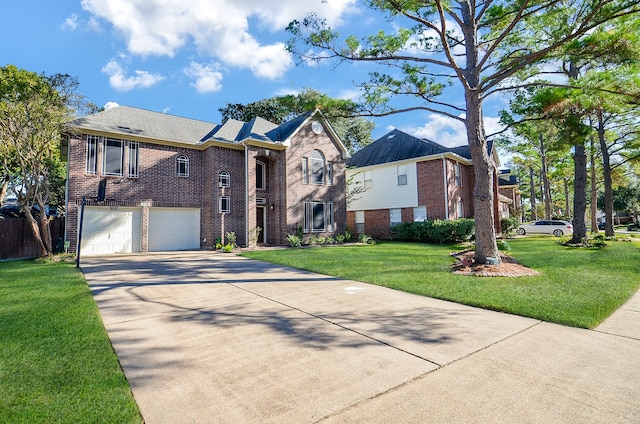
310,150 -> 325,185
176,155 -> 189,177
218,170 -> 230,187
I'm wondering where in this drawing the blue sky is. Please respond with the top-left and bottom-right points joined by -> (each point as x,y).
1,0 -> 507,149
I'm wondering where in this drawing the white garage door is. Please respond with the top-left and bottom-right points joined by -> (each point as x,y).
148,208 -> 200,252
81,207 -> 141,255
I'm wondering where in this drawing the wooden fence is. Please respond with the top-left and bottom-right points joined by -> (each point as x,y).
0,217 -> 65,260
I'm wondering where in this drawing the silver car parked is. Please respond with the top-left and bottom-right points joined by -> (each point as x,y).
516,220 -> 574,236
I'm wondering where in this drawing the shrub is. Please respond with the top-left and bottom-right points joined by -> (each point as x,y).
358,234 -> 375,244
390,218 -> 475,244
225,231 -> 237,247
222,243 -> 234,252
343,230 -> 352,242
335,234 -> 345,244
501,217 -> 519,236
286,234 -> 302,248
497,239 -> 511,252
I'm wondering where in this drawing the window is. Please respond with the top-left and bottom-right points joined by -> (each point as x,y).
302,157 -> 309,184
303,201 -> 310,233
311,150 -> 325,185
364,170 -> 373,189
218,171 -> 230,187
176,155 -> 189,177
397,164 -> 407,186
312,202 -> 325,232
128,142 -> 139,178
456,198 -> 464,218
327,162 -> 333,186
86,135 -> 98,174
327,202 -> 334,232
219,196 -> 230,213
454,163 -> 462,187
303,201 -> 334,233
355,210 -> 365,233
103,138 -> 124,176
390,208 -> 402,225
256,160 -> 266,190
414,206 -> 427,222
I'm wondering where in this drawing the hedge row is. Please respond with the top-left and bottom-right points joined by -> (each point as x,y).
389,218 -> 475,244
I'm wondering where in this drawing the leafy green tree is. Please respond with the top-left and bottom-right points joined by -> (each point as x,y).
218,88 -> 374,153
287,0 -> 639,263
0,65 -> 69,256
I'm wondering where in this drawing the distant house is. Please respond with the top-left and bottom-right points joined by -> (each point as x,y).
65,105 -> 350,255
345,129 -> 507,239
498,169 -> 522,221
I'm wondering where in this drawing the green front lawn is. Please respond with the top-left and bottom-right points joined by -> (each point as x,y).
0,259 -> 142,424
242,238 -> 640,329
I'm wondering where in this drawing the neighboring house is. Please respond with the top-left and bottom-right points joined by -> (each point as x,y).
65,105 -> 350,255
346,129 -> 505,239
498,169 -> 522,221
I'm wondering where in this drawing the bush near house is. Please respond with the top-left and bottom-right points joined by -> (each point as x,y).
501,217 -> 519,236
390,218 -> 475,244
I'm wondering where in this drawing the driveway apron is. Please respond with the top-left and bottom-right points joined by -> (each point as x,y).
81,252 -> 640,424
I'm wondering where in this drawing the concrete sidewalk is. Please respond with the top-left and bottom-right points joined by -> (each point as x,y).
81,252 -> 640,423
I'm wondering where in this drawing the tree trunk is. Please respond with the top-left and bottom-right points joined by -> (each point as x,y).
466,96 -> 499,264
570,143 -> 588,243
597,111 -> 615,237
589,137 -> 599,233
563,177 -> 571,218
539,134 -> 552,219
24,208 -> 49,257
529,167 -> 537,221
0,178 -> 8,206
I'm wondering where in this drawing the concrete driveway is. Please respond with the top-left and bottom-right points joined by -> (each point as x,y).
81,252 -> 640,423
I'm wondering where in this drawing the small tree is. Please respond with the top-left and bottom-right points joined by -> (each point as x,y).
0,65 -> 68,257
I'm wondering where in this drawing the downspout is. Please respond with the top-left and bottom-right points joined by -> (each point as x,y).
244,143 -> 250,248
64,135 -> 70,248
442,155 -> 449,219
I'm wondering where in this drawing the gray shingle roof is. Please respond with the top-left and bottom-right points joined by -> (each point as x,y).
70,105 -> 216,145
346,129 -> 448,167
346,128 -> 493,167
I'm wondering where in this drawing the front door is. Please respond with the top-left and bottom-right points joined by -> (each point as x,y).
256,206 -> 266,244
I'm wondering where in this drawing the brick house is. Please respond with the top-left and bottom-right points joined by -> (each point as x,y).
498,169 -> 522,221
65,105 -> 350,255
346,129 -> 505,239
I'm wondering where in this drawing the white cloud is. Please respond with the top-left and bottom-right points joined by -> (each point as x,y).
81,0 -> 357,80
403,114 -> 504,148
273,88 -> 300,96
103,101 -> 120,110
101,58 -> 164,91
61,14 -> 79,30
404,114 -> 467,147
184,62 -> 223,93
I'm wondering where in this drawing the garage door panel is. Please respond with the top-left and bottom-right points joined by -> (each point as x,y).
148,208 -> 200,252
81,207 -> 141,255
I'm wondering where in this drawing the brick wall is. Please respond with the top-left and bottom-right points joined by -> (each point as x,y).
203,146 -> 246,247
417,159 -> 446,219
283,122 -> 347,242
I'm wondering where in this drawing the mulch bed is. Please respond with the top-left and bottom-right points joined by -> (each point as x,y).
451,250 -> 540,277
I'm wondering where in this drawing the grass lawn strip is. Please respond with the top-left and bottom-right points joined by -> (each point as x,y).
241,238 -> 640,329
0,259 -> 142,424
